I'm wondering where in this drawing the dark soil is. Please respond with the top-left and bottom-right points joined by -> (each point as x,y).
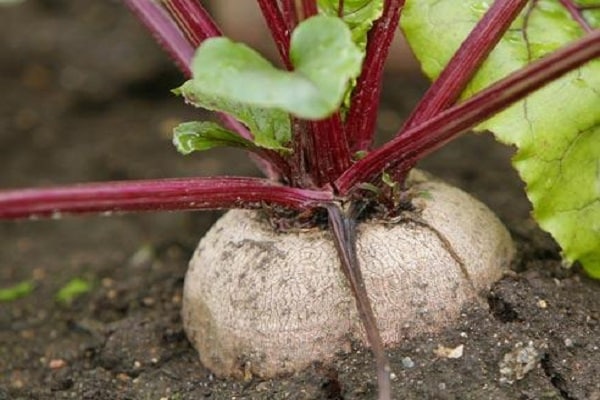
1,2 -> 599,399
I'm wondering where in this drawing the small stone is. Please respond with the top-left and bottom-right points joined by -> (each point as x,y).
171,294 -> 182,304
129,245 -> 154,267
401,357 -> 415,369
49,359 -> 67,370
537,299 -> 548,309
499,342 -> 541,383
133,360 -> 142,369
438,382 -> 447,390
107,289 -> 118,300
564,338 -> 574,348
256,382 -> 270,391
142,297 -> 155,306
116,373 -> 130,382
434,344 -> 464,359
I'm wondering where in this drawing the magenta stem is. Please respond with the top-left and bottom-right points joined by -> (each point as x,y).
345,0 -> 403,151
401,0 -> 528,131
289,119 -> 315,188
162,0 -> 221,47
257,0 -> 293,69
123,0 -> 194,76
335,31 -> 600,194
301,0 -> 318,18
560,0 -> 594,33
0,177 -> 333,220
280,0 -> 299,29
308,113 -> 352,185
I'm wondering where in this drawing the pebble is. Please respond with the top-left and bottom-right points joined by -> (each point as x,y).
499,341 -> 541,384
401,357 -> 415,369
564,338 -> 574,347
49,359 -> 67,370
537,299 -> 548,309
116,373 -> 130,382
434,344 -> 464,359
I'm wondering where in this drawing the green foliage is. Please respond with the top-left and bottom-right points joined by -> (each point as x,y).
55,278 -> 92,304
173,121 -> 257,155
402,0 -> 600,277
176,15 -> 363,152
175,70 -> 291,151
0,280 -> 33,302
317,0 -> 384,48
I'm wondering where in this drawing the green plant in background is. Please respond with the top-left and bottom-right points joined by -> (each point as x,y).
55,278 -> 92,305
0,281 -> 33,302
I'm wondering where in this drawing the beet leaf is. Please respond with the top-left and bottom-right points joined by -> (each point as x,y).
402,0 -> 600,277
177,15 -> 363,128
172,121 -> 258,154
317,0 -> 384,48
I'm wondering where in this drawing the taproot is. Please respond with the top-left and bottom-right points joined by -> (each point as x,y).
182,171 -> 514,378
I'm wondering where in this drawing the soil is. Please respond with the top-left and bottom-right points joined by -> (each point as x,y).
0,2 -> 598,400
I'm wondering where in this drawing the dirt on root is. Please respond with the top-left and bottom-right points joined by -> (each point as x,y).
0,2 -> 599,400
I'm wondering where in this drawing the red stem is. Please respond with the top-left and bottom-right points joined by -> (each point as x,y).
0,177 -> 333,220
256,0 -> 352,184
345,0 -> 403,151
335,31 -> 600,194
257,0 -> 293,69
301,0 -> 318,18
123,0 -> 194,76
290,119 -> 315,187
560,0 -> 594,33
280,0 -> 299,29
401,0 -> 528,131
308,113 -> 352,185
162,0 -> 221,47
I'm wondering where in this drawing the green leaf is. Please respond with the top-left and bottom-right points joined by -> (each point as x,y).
402,0 -> 600,277
178,15 -> 363,126
55,278 -> 92,304
176,82 -> 291,151
317,0 -> 384,48
173,121 -> 257,155
0,281 -> 33,302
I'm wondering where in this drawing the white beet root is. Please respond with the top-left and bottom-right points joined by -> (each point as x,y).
182,171 -> 515,378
